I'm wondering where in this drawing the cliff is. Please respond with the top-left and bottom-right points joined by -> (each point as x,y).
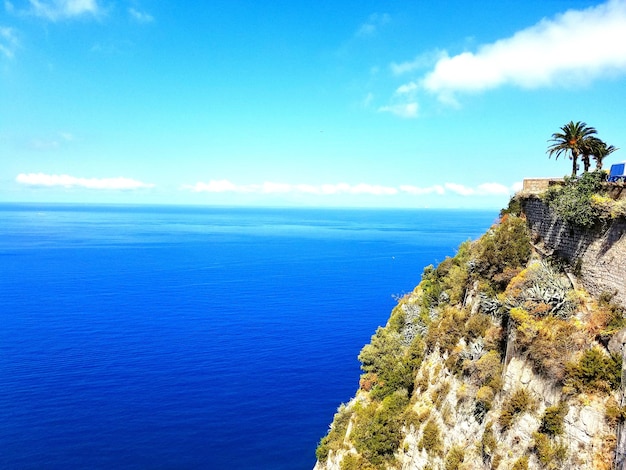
315,179 -> 626,470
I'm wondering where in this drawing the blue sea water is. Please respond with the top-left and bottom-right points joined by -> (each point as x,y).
0,204 -> 496,469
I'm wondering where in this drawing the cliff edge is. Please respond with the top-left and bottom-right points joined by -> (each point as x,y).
315,179 -> 626,470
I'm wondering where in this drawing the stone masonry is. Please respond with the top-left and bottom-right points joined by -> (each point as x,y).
522,196 -> 626,308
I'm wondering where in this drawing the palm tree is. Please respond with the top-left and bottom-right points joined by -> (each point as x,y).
547,121 -> 597,177
592,139 -> 618,171
580,136 -> 602,173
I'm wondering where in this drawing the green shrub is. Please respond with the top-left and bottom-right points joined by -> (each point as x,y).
511,456 -> 529,470
545,171 -> 605,228
465,313 -> 492,340
605,397 -> 626,427
474,215 -> 531,291
480,421 -> 497,460
418,419 -> 443,456
340,454 -> 376,470
351,391 -> 409,467
532,432 -> 567,469
499,388 -> 536,431
566,347 -> 622,394
474,350 -> 503,391
358,327 -> 413,399
316,404 -> 353,461
540,402 -> 569,436
444,446 -> 465,470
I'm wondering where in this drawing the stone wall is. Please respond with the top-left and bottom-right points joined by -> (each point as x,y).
522,178 -> 564,193
522,196 -> 626,308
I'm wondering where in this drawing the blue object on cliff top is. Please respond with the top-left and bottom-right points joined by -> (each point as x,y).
608,162 -> 626,182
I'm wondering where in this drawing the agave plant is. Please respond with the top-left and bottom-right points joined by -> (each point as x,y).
523,261 -> 574,318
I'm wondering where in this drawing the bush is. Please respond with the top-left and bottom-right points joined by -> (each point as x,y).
418,419 -> 443,456
511,310 -> 582,382
540,402 -> 569,436
316,404 -> 353,461
445,446 -> 465,470
532,432 -> 567,469
475,386 -> 495,423
565,347 -> 622,394
511,456 -> 529,470
545,171 -> 605,228
474,215 -> 532,291
340,454 -> 376,470
351,391 -> 409,467
499,388 -> 536,431
358,327 -> 413,399
480,421 -> 497,460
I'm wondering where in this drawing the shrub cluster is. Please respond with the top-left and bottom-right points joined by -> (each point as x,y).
316,404 -> 353,461
532,431 -> 567,469
543,171 -> 606,228
498,388 -> 536,431
539,402 -> 569,436
418,419 -> 443,456
565,347 -> 622,394
351,391 -> 409,467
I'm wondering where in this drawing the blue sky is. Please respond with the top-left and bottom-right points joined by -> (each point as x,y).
2,0 -> 626,208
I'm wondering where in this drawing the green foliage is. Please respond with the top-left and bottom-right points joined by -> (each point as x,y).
511,456 -> 529,470
418,419 -> 443,456
540,402 -> 569,436
475,385 -> 495,423
474,350 -> 503,391
501,196 -> 523,217
358,327 -> 412,399
511,309 -> 581,382
532,432 -> 568,469
431,381 -> 451,409
498,388 -> 536,432
605,397 -> 626,427
465,313 -> 492,340
480,421 -> 497,461
565,347 -> 622,394
474,215 -> 531,291
351,391 -> 409,467
340,454 -> 375,470
316,404 -> 353,461
425,306 -> 468,354
544,171 -> 606,228
444,446 -> 465,470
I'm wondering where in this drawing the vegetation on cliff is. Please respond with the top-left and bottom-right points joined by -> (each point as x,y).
315,199 -> 626,470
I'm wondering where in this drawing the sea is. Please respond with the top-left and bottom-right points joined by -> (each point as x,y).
0,203 -> 497,469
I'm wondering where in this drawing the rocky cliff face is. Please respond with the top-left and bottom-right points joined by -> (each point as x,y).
315,198 -> 626,470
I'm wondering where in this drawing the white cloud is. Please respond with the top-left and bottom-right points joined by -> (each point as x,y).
0,26 -> 18,59
183,180 -> 254,193
444,182 -> 476,196
25,0 -> 101,21
476,182 -> 511,196
356,13 -> 390,38
128,7 -> 153,23
511,181 -> 524,192
183,180 -> 400,196
181,179 -> 521,199
391,50 -> 445,75
400,185 -> 445,195
16,173 -> 155,190
378,102 -> 418,118
421,0 -> 626,99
